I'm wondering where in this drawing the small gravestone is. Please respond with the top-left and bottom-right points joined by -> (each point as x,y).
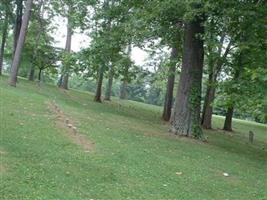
249,131 -> 254,143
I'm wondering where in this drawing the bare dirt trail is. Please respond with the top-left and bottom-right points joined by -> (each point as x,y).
47,101 -> 94,152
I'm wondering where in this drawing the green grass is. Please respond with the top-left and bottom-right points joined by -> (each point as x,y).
0,75 -> 266,200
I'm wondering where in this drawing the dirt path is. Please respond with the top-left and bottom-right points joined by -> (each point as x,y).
47,101 -> 94,152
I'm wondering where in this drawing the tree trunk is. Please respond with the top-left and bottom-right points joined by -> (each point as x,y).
104,65 -> 114,101
223,106 -> 234,131
120,80 -> 128,100
13,0 -> 23,58
201,71 -> 216,129
28,29 -> 42,81
222,52 -> 243,132
201,36 -> 232,129
9,0 -> 33,87
59,10 -> 72,90
28,0 -> 45,81
38,68 -> 42,82
120,44 -> 131,100
28,67 -> 35,81
0,10 -> 9,75
94,66 -> 104,102
170,11 -> 205,138
57,74 -> 63,87
162,46 -> 178,121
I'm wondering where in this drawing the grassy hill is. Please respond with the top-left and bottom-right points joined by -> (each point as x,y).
0,75 -> 266,200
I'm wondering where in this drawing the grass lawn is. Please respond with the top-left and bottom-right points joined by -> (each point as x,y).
0,75 -> 267,200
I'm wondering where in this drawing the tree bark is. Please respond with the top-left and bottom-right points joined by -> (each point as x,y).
120,44 -> 131,100
13,0 -> 23,58
57,74 -> 63,87
201,71 -> 216,129
0,9 -> 9,75
104,65 -> 114,101
222,52 -> 243,131
38,68 -> 42,82
9,0 -> 33,87
120,80 -> 128,100
162,46 -> 178,121
59,9 -> 73,90
223,106 -> 234,131
94,65 -> 104,102
28,67 -> 35,81
170,11 -> 205,138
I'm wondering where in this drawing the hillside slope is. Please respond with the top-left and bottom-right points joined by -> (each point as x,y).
0,76 -> 267,200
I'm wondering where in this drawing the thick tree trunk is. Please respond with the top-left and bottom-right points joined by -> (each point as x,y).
59,12 -> 72,90
170,12 -> 205,138
104,65 -> 114,101
162,47 -> 178,121
0,10 -> 9,75
223,106 -> 234,131
13,0 -> 23,58
9,0 -> 33,87
94,66 -> 104,102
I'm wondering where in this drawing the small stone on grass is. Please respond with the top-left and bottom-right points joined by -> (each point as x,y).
223,172 -> 229,177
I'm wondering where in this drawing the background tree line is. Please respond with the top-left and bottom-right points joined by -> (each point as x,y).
0,0 -> 266,139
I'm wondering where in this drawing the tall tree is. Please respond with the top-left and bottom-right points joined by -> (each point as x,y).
8,0 -> 33,86
170,4 -> 205,138
201,35 -> 232,129
51,0 -> 90,89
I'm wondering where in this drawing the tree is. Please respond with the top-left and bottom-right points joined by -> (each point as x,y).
9,0 -> 33,87
58,4 -> 73,89
88,0 -> 132,102
170,4 -> 205,138
201,34 -> 232,129
28,0 -> 46,81
51,0 -> 90,89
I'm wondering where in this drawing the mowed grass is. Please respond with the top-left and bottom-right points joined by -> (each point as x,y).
0,75 -> 266,200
